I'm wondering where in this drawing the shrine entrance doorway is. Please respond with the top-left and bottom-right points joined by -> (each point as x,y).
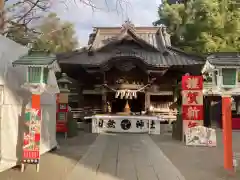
111,98 -> 126,113
109,92 -> 145,113
128,93 -> 145,113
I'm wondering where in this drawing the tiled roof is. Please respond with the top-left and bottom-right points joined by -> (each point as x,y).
91,31 -> 162,51
57,50 -> 204,67
89,25 -> 170,52
13,53 -> 56,66
207,52 -> 240,66
57,24 -> 204,68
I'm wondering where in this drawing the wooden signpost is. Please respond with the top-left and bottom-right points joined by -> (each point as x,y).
182,75 -> 204,140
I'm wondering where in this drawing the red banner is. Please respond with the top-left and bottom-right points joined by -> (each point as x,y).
23,150 -> 40,159
182,106 -> 204,120
182,75 -> 203,131
22,109 -> 41,164
182,76 -> 203,90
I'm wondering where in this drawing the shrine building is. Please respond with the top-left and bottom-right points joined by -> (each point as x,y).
56,21 -> 205,122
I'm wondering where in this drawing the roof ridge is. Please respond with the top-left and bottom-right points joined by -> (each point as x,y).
92,28 -> 161,52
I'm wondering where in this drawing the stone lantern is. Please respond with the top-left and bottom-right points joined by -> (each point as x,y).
57,73 -> 72,93
56,73 -> 77,139
202,52 -> 240,172
202,53 -> 240,95
12,51 -> 60,172
13,52 -> 60,94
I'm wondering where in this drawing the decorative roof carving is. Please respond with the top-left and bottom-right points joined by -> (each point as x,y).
88,25 -> 173,52
121,19 -> 136,33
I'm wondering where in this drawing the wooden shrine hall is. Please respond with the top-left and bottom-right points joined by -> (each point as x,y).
57,21 -> 204,122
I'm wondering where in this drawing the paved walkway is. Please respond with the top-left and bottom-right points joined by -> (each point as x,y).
152,130 -> 240,180
0,132 -> 98,180
67,133 -> 185,180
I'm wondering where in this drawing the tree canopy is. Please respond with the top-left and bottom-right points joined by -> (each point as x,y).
31,13 -> 78,53
153,0 -> 240,54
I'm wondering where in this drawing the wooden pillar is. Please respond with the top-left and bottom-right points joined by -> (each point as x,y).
102,71 -> 107,113
32,94 -> 41,110
145,92 -> 150,111
78,86 -> 84,108
145,73 -> 151,111
222,95 -> 233,171
102,89 -> 107,113
204,96 -> 211,127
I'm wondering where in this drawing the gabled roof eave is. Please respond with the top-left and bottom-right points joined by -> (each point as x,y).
91,28 -> 161,52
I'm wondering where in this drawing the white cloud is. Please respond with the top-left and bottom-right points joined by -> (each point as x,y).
51,0 -> 162,46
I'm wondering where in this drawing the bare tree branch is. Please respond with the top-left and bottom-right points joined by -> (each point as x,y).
16,0 -> 40,24
5,0 -> 49,35
4,0 -> 130,44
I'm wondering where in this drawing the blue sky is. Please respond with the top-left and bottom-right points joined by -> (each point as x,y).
51,0 -> 162,46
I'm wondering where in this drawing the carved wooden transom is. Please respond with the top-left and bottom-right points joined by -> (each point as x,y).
115,61 -> 136,72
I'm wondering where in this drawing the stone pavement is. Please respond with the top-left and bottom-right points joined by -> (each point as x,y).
67,133 -> 185,180
2,130 -> 239,180
151,130 -> 240,180
0,132 -> 98,180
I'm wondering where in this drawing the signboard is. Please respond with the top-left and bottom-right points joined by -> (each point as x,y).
56,112 -> 67,133
91,115 -> 160,134
185,126 -> 217,147
58,103 -> 68,112
22,108 -> 42,164
182,75 -> 204,143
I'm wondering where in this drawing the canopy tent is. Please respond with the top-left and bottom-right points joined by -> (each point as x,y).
0,35 -> 59,172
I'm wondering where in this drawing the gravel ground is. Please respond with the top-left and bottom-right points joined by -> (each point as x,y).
0,132 -> 98,180
151,129 -> 240,180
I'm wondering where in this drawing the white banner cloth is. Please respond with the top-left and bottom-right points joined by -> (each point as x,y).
86,115 -> 161,134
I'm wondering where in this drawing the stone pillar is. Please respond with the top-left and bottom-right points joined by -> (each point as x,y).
78,89 -> 84,108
